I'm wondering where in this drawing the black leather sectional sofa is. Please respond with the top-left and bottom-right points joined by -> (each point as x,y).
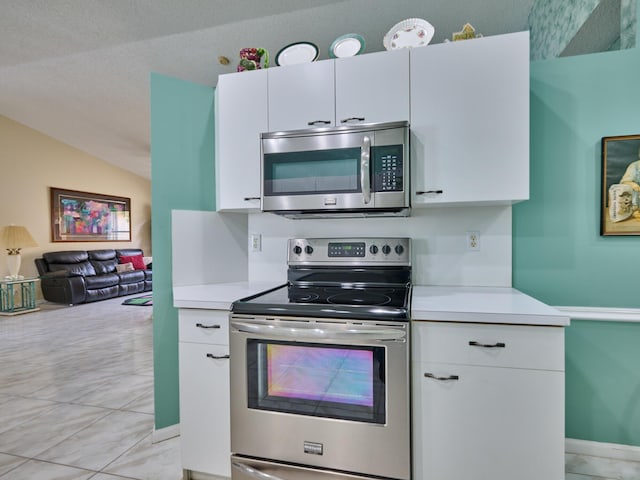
35,249 -> 152,305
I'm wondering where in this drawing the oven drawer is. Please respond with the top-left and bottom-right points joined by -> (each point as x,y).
412,321 -> 564,371
179,309 -> 229,345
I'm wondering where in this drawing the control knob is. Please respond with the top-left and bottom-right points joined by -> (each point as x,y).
305,245 -> 314,255
293,245 -> 302,255
395,245 -> 404,255
369,245 -> 379,255
382,245 -> 391,255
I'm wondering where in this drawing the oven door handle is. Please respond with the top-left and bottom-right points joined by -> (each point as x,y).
231,320 -> 406,341
232,461 -> 287,480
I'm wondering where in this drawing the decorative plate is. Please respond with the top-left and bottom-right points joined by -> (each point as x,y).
329,33 -> 365,58
275,41 -> 319,66
383,18 -> 435,50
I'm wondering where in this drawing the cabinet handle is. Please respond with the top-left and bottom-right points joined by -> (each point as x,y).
469,341 -> 506,348
340,116 -> 365,123
424,372 -> 459,381
196,323 -> 221,329
206,353 -> 230,359
416,190 -> 443,195
243,197 -> 260,201
307,120 -> 331,126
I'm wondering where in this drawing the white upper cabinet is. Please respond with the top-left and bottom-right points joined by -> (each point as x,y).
410,32 -> 530,206
335,49 -> 410,126
267,60 -> 335,131
215,69 -> 267,211
267,49 -> 410,131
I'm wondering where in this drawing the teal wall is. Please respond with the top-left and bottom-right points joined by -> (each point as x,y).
513,5 -> 640,445
150,73 -> 215,429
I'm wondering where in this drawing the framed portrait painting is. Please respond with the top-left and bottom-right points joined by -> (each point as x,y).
50,187 -> 131,242
601,135 -> 640,236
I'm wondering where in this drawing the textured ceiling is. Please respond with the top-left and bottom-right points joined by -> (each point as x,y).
0,0 -> 536,179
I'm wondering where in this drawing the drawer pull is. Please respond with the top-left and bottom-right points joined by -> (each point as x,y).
415,190 -> 443,195
424,372 -> 459,381
469,341 -> 506,348
307,120 -> 332,126
206,353 -> 230,360
196,323 -> 221,329
340,116 -> 365,123
243,197 -> 260,201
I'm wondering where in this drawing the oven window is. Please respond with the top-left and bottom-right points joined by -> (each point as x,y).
246,340 -> 386,424
263,148 -> 361,196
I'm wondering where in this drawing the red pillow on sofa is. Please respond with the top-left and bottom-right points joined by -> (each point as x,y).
119,255 -> 146,270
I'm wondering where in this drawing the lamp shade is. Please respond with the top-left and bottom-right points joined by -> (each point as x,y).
1,225 -> 38,251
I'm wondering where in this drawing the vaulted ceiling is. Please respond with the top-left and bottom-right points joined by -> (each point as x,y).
0,0 -> 624,179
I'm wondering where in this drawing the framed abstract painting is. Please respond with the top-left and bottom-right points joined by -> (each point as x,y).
50,187 -> 131,242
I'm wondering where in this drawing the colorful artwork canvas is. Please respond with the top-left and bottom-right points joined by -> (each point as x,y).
50,188 -> 131,242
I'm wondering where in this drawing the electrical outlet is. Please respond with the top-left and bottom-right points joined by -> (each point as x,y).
250,234 -> 262,252
466,231 -> 480,251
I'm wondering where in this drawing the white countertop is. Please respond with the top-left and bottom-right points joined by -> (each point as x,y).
173,281 -> 284,310
411,286 -> 569,326
174,282 -> 569,326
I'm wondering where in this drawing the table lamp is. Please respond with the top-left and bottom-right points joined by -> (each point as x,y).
1,225 -> 38,280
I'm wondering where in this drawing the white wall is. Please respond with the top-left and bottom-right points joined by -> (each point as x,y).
171,210 -> 248,287
247,206 -> 512,286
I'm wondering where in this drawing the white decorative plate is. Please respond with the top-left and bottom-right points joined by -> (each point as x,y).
329,33 -> 365,58
383,18 -> 435,50
275,41 -> 319,66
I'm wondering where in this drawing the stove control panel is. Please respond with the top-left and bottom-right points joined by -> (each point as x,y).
288,237 -> 411,265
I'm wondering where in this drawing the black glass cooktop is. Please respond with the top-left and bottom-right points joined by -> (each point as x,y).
231,283 -> 411,321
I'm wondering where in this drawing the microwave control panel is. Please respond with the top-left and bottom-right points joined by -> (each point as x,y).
373,145 -> 404,192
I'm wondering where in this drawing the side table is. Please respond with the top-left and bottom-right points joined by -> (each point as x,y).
0,277 -> 40,316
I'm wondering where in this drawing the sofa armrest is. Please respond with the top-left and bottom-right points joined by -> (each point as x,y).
40,274 -> 86,305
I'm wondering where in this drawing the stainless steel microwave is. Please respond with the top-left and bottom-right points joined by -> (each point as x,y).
261,121 -> 410,218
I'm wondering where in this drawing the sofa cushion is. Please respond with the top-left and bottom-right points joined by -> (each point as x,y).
49,260 -> 97,277
88,250 -> 117,261
88,250 -> 118,274
120,254 -> 146,270
117,270 -> 145,284
84,273 -> 119,289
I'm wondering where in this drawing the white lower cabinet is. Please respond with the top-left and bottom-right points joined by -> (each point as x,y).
411,322 -> 565,480
179,309 -> 231,478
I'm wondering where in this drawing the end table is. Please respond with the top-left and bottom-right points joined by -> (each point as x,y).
0,277 -> 40,316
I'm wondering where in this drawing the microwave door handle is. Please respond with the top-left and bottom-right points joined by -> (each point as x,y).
361,135 -> 371,204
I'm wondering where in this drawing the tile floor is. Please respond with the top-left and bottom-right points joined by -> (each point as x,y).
0,295 -> 636,480
0,296 -> 182,480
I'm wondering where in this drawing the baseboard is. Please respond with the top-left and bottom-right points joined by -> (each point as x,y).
152,423 -> 180,444
566,437 -> 640,462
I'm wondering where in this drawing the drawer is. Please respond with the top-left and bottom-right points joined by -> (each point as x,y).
411,322 -> 564,371
179,309 -> 230,345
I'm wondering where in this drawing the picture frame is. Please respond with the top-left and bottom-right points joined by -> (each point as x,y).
50,187 -> 131,242
601,135 -> 640,236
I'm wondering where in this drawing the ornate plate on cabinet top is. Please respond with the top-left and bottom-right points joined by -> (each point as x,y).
383,18 -> 435,50
275,41 -> 319,66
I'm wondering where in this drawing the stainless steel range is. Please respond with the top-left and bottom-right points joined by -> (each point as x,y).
229,237 -> 412,480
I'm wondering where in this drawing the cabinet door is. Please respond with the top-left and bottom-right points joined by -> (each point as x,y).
215,69 -> 267,211
410,32 -> 529,206
179,342 -> 231,477
267,60 -> 335,131
335,49 -> 409,126
412,362 -> 564,480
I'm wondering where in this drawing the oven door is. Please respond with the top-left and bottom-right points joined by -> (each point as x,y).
229,315 -> 410,480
